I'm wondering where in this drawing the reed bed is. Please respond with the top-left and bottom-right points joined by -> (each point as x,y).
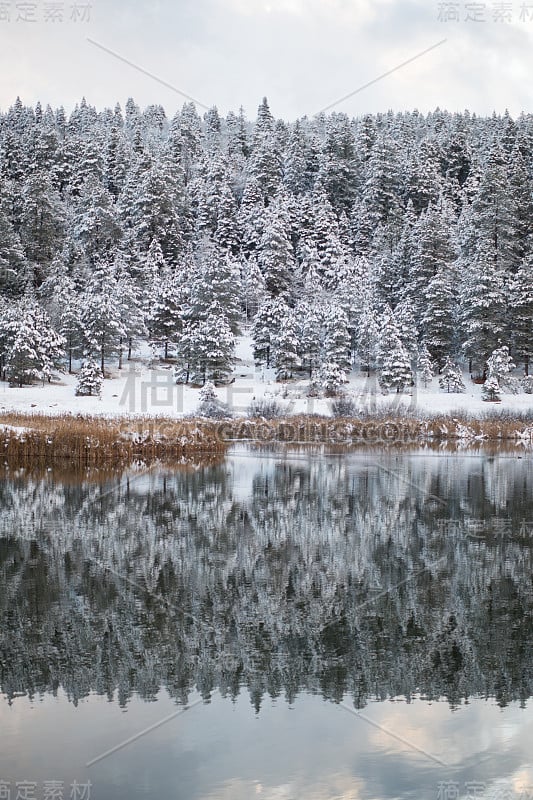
0,409 -> 531,470
0,413 -> 226,468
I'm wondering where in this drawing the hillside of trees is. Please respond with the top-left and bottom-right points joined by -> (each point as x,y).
0,96 -> 532,393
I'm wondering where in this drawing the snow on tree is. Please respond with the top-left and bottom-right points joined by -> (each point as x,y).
356,304 -> 380,377
421,262 -> 456,369
18,170 -> 66,279
323,303 -> 352,374
297,300 -> 323,377
71,177 -> 122,263
460,240 -> 507,377
1,298 -> 65,386
408,199 -> 457,322
78,261 -> 125,375
482,375 -> 501,402
188,242 -> 242,335
379,337 -> 413,394
417,344 -> 435,388
0,205 -> 29,295
1,98 -> 533,411
511,254 -> 533,375
176,303 -> 235,385
146,267 -> 184,358
195,380 -> 230,418
257,202 -> 295,298
439,358 -> 466,393
486,344 -> 515,389
318,362 -> 346,396
274,310 -> 301,381
252,297 -> 286,367
39,260 -> 81,373
76,358 -> 103,397
242,256 -> 266,321
376,306 -> 401,371
116,261 -> 147,367
393,299 -> 419,366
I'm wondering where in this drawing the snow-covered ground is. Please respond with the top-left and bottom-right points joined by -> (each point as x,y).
0,335 -> 532,419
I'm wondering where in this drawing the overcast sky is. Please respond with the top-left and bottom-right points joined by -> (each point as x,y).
1,0 -> 532,120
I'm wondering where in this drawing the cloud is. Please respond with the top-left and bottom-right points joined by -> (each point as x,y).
1,0 -> 533,119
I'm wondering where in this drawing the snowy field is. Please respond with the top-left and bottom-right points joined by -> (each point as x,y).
1,336 -> 532,420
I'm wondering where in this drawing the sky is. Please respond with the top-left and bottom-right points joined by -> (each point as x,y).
1,0 -> 533,120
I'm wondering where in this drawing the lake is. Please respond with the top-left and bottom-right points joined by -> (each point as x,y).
1,446 -> 532,800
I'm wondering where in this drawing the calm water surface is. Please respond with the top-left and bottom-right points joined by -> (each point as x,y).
1,446 -> 532,800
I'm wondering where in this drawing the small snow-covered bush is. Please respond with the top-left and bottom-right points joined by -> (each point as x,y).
195,381 -> 232,419
521,376 -> 533,394
502,376 -> 521,395
76,359 -> 102,397
330,396 -> 358,418
247,398 -> 284,419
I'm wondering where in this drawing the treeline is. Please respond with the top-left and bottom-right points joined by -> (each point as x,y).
0,96 -> 532,391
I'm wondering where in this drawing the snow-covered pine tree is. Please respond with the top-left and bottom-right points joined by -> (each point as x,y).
486,345 -> 515,387
319,362 -> 346,396
393,299 -> 419,367
116,263 -> 146,367
257,202 -> 295,298
2,298 -> 65,386
355,302 -> 380,377
417,344 -> 435,388
482,375 -> 501,402
252,297 -> 286,367
196,380 -> 230,418
0,206 -> 29,295
322,303 -> 352,374
274,309 -> 301,381
76,358 -> 103,397
379,337 -> 413,394
297,300 -> 323,377
78,261 -> 125,375
242,256 -> 266,321
460,241 -> 507,377
438,357 -> 466,393
422,262 -> 456,370
178,303 -> 235,385
511,254 -> 533,375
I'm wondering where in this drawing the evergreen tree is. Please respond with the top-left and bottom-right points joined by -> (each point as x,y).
79,262 -> 125,375
356,305 -> 380,377
482,375 -> 501,402
76,358 -> 103,397
417,344 -> 435,388
323,304 -> 351,373
486,345 -> 515,386
460,242 -> 507,376
274,310 -> 301,381
319,362 -> 346,396
147,266 -> 184,359
511,254 -> 533,374
439,358 -> 466,393
379,337 -> 413,394
252,297 -> 286,367
257,204 -> 295,298
422,263 -> 456,369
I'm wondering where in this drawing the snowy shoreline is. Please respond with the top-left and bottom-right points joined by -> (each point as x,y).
1,410 -> 532,468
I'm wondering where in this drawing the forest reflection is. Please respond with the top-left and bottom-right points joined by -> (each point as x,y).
1,446 -> 532,711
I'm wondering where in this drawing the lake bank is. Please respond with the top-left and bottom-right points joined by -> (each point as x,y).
1,410 -> 532,467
